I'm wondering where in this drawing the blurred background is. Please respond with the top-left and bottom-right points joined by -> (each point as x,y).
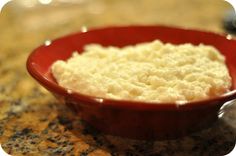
0,0 -> 233,43
0,0 -> 234,75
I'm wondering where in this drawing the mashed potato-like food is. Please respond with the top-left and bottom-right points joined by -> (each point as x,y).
51,40 -> 231,103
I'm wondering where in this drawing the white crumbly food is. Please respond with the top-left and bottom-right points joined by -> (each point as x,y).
51,40 -> 231,103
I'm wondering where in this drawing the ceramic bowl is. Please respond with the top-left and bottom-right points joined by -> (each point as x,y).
26,25 -> 236,139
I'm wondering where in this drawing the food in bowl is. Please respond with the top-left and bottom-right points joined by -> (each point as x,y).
27,26 -> 236,139
51,39 -> 231,103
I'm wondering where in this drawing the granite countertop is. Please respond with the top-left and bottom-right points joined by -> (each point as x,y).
0,0 -> 236,155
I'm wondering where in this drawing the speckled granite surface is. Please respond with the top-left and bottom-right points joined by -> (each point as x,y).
0,0 -> 236,155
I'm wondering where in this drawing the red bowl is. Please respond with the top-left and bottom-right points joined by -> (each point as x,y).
26,25 -> 236,139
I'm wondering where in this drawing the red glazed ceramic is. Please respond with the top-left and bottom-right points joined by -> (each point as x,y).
26,25 -> 236,139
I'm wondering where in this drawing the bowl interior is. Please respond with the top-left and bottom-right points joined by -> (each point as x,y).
27,25 -> 236,109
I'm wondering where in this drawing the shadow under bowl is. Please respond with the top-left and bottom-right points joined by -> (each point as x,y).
26,25 -> 236,139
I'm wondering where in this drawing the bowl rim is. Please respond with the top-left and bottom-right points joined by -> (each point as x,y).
26,25 -> 236,111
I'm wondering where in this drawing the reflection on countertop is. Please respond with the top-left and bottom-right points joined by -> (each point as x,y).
0,0 -> 235,155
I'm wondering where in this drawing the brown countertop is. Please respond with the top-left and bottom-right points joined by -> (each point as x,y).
0,0 -> 236,155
